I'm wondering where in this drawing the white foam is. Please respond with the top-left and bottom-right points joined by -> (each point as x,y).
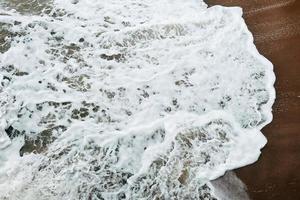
0,0 -> 275,199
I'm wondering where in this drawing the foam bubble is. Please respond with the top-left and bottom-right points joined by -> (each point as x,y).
0,0 -> 275,199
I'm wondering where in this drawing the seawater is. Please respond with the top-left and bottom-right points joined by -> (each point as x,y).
0,0 -> 275,199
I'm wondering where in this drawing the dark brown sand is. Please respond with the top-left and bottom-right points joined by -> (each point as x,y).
207,0 -> 300,199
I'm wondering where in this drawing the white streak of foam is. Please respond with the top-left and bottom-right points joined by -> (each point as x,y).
245,0 -> 296,16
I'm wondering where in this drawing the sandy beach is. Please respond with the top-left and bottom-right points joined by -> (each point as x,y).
207,0 -> 300,199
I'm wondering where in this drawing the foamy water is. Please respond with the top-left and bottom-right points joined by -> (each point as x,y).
0,0 -> 275,199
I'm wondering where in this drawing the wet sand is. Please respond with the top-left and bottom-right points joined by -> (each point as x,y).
207,0 -> 300,199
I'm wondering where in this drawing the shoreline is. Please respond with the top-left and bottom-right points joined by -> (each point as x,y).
0,1 -> 299,199
207,1 -> 300,199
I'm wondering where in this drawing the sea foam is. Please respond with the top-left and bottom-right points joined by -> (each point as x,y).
0,0 -> 275,199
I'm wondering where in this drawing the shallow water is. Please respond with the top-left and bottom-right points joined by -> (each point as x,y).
0,0 -> 52,15
0,22 -> 12,53
0,0 -> 275,199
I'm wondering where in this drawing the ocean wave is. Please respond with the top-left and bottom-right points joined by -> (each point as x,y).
0,0 -> 275,199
